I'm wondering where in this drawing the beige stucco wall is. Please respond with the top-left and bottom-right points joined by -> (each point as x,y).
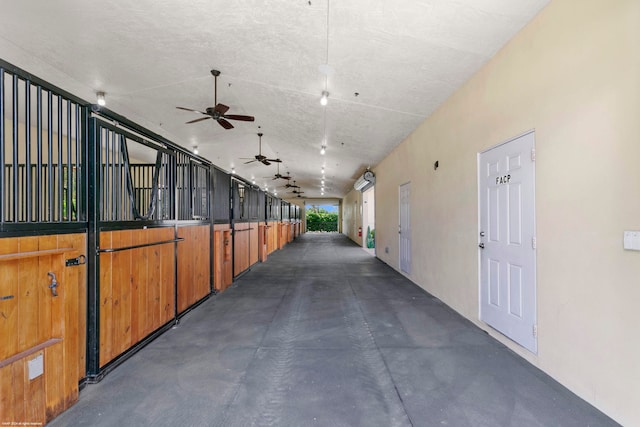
342,188 -> 363,246
373,0 -> 640,425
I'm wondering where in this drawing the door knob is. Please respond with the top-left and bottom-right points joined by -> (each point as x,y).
480,231 -> 485,237
478,243 -> 485,249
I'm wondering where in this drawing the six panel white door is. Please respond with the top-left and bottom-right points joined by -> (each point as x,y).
479,132 -> 537,353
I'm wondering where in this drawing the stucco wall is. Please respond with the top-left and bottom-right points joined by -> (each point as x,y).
373,1 -> 640,425
342,188 -> 363,246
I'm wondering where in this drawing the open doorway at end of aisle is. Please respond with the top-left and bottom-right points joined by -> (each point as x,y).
362,187 -> 375,255
305,202 -> 339,233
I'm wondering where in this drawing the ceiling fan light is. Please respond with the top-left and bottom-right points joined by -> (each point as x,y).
96,91 -> 106,106
320,91 -> 329,106
193,146 -> 199,155
320,145 -> 326,155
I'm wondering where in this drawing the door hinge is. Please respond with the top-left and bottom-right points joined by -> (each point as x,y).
531,148 -> 536,162
533,324 -> 538,338
532,237 -> 537,249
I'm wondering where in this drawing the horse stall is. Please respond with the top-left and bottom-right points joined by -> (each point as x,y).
279,201 -> 291,249
86,111 -> 214,379
231,178 -> 261,278
212,167 -> 232,292
265,194 -> 280,256
0,57 -> 309,425
0,61 -> 88,424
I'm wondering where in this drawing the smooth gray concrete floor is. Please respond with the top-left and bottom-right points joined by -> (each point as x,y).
49,233 -> 618,427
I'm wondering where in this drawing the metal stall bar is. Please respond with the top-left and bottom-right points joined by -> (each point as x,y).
12,74 -> 19,223
47,90 -> 53,222
86,117 -> 100,379
75,104 -> 81,221
24,81 -> 31,222
36,86 -> 42,223
0,68 -> 4,224
57,95 -> 63,222
66,100 -> 72,221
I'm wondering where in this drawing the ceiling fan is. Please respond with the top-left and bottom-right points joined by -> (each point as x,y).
282,180 -> 300,189
265,163 -> 292,181
241,133 -> 282,166
176,69 -> 255,130
289,188 -> 305,195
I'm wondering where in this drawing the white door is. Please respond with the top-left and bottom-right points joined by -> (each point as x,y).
399,182 -> 411,275
479,132 -> 537,353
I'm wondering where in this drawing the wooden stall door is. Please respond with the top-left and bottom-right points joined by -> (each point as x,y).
213,226 -> 232,292
233,223 -> 250,277
99,228 -> 175,367
267,222 -> 278,255
177,225 -> 211,313
249,225 -> 259,267
0,234 -> 86,425
258,224 -> 267,262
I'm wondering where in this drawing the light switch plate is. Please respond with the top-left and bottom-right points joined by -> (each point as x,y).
624,231 -> 640,251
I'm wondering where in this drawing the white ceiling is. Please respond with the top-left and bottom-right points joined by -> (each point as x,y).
0,0 -> 549,199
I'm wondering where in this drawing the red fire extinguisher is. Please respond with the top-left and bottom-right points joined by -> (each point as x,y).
358,226 -> 362,237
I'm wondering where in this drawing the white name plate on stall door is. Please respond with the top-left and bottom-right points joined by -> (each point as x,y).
28,352 -> 44,380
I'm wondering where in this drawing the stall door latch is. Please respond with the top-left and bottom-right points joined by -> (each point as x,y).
47,272 -> 59,297
65,255 -> 86,267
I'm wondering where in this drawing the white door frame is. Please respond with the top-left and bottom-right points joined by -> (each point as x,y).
478,130 -> 537,353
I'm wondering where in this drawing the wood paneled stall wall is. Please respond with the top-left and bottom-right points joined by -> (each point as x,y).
249,225 -> 259,267
98,227 -> 175,367
177,225 -> 211,313
279,222 -> 290,250
0,233 -> 86,425
266,221 -> 279,255
213,224 -> 232,292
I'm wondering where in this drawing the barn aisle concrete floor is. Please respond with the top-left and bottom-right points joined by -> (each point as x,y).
49,233 -> 618,427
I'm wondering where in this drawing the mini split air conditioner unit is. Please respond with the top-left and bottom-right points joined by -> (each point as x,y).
354,170 -> 375,192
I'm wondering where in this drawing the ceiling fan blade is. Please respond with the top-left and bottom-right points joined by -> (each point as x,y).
185,116 -> 212,124
217,118 -> 234,129
214,103 -> 230,114
224,114 -> 255,122
244,159 -> 258,164
261,159 -> 271,166
266,158 -> 282,163
176,106 -> 206,114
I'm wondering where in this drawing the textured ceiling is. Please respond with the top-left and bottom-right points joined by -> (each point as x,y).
0,0 -> 549,199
